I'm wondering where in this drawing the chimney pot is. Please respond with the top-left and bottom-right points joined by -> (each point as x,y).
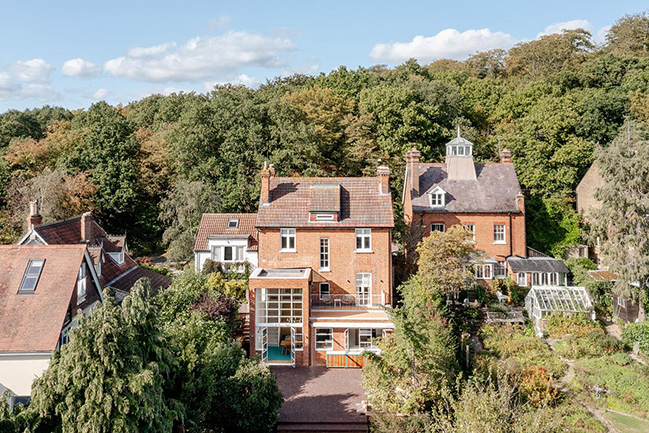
500,148 -> 512,163
28,200 -> 42,230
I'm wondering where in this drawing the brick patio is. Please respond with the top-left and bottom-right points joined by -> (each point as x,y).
273,366 -> 368,432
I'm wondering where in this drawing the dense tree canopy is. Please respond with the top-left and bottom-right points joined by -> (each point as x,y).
0,12 -> 648,258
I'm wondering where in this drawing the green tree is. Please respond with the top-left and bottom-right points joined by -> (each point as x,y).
159,179 -> 219,263
606,11 -> 649,56
590,120 -> 649,320
27,281 -> 183,433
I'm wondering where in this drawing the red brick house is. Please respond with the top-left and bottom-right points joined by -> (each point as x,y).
18,203 -> 170,297
403,133 -> 531,281
0,245 -> 102,406
248,164 -> 395,367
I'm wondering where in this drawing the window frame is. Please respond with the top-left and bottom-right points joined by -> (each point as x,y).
517,272 -> 528,287
493,224 -> 506,244
355,272 -> 372,306
355,228 -> 372,252
280,228 -> 296,252
222,245 -> 244,263
463,224 -> 475,241
494,261 -> 507,279
319,282 -> 331,300
77,264 -> 87,302
319,238 -> 330,271
315,328 -> 333,350
19,259 -> 45,293
227,219 -> 239,229
475,264 -> 493,280
431,223 -> 446,233
315,214 -> 335,221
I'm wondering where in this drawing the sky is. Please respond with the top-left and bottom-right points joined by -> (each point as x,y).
0,0 -> 646,112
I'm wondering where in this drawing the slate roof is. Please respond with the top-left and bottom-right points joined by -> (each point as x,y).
257,177 -> 394,228
411,163 -> 522,213
0,245 -> 86,352
508,257 -> 569,274
194,213 -> 259,252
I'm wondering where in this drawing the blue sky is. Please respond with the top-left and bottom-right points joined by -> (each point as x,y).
0,0 -> 646,112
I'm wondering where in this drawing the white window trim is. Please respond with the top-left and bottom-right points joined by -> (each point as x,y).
77,265 -> 87,303
280,228 -> 297,252
315,214 -> 335,221
517,272 -> 528,287
493,224 -> 506,245
355,273 -> 372,306
315,328 -> 334,351
227,219 -> 239,229
475,264 -> 493,280
319,282 -> 330,300
355,229 -> 372,253
463,224 -> 476,241
617,296 -> 625,308
429,186 -> 446,208
221,245 -> 244,263
319,238 -> 330,271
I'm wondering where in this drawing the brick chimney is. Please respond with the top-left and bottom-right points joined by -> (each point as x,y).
28,200 -> 42,230
260,162 -> 273,205
516,193 -> 525,213
81,212 -> 93,243
405,148 -> 421,196
500,148 -> 512,163
377,166 -> 390,195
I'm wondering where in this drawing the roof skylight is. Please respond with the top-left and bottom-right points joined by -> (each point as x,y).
19,259 -> 45,293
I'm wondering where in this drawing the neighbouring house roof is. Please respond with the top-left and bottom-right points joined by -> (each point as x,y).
508,257 -> 569,274
0,245 -> 86,352
19,214 -> 162,294
411,163 -> 522,213
309,184 -> 341,212
257,177 -> 394,228
106,267 -> 171,293
193,213 -> 259,252
588,270 -> 617,282
32,216 -> 107,245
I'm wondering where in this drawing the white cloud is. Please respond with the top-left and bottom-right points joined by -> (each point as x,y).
536,19 -> 593,38
203,74 -> 260,90
62,58 -> 100,77
595,25 -> 611,44
0,60 -> 58,101
92,88 -> 110,100
126,42 -> 175,58
209,15 -> 231,28
7,59 -> 54,83
370,28 -> 517,63
104,31 -> 296,82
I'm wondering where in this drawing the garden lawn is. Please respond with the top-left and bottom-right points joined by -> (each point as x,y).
572,354 -> 649,419
604,411 -> 649,433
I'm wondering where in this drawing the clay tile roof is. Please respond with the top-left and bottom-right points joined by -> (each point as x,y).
103,236 -> 125,253
194,213 -> 258,252
588,270 -> 618,282
412,163 -> 522,213
0,245 -> 86,352
309,184 -> 341,212
107,267 -> 171,293
257,177 -> 394,228
34,216 -> 107,245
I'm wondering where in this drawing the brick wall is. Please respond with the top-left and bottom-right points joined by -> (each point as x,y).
576,163 -> 605,220
412,212 -> 526,258
257,228 -> 393,303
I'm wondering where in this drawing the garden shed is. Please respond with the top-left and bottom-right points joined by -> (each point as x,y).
525,286 -> 595,335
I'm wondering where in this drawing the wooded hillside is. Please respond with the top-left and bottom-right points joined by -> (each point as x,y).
1,12 -> 648,257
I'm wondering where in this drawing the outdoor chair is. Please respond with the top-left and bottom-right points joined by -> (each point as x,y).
342,294 -> 355,306
496,291 -> 510,303
321,294 -> 334,306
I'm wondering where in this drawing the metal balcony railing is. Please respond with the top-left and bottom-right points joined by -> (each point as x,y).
310,293 -> 387,309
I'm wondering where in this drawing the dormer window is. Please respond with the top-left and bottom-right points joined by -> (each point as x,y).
315,214 -> 334,222
228,219 -> 239,229
19,259 -> 45,293
429,186 -> 446,208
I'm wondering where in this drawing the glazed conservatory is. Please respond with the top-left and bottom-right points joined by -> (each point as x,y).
525,286 -> 595,335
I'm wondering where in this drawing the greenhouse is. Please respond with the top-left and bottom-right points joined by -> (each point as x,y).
524,286 -> 595,335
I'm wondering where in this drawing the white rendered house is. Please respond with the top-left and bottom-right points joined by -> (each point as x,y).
194,213 -> 259,272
